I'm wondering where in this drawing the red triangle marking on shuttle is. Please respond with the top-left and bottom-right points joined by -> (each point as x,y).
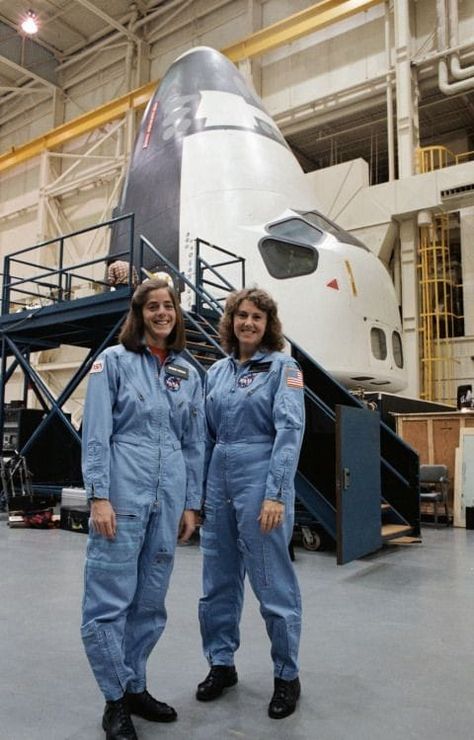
326,278 -> 339,290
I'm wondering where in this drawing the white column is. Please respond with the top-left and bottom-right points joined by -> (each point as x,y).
400,217 -> 420,396
393,0 -> 419,178
460,206 -> 474,336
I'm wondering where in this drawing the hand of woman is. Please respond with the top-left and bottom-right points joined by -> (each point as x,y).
258,499 -> 285,533
90,499 -> 116,539
178,509 -> 199,542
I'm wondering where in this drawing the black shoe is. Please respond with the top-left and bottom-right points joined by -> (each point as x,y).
102,698 -> 137,740
196,665 -> 238,701
268,677 -> 301,719
125,689 -> 177,722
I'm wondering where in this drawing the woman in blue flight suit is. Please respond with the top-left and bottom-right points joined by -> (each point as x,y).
196,288 -> 305,719
81,279 -> 204,740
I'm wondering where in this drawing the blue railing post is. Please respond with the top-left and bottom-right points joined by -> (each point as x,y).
128,212 -> 135,295
0,336 -> 7,456
2,255 -> 10,315
58,237 -> 64,301
195,239 -> 203,316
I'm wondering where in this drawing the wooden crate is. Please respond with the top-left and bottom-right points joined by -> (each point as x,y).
394,412 -> 474,515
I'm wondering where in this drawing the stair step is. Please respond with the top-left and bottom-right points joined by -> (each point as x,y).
185,327 -> 219,340
381,523 -> 413,541
186,340 -> 221,354
191,353 -> 218,365
387,535 -> 422,545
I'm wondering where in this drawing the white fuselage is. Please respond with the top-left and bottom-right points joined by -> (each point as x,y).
178,95 -> 405,391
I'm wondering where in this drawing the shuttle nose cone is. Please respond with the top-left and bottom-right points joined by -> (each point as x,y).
109,46 -> 287,271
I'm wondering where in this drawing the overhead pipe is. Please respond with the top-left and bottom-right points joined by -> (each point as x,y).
437,0 -> 474,94
439,58 -> 474,94
450,55 -> 474,81
448,0 -> 474,79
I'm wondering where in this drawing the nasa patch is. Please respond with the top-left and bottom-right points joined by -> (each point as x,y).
165,375 -> 181,392
238,373 -> 255,388
90,360 -> 104,374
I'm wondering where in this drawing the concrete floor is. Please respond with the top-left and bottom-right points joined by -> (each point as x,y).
1,522 -> 474,740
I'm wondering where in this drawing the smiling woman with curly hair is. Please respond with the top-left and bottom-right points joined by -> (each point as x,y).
197,287 -> 305,721
217,288 -> 285,355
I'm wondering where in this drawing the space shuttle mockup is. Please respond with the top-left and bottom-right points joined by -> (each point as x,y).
110,46 -> 406,392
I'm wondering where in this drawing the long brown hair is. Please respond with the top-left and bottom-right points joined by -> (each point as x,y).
119,279 -> 186,352
218,288 -> 285,355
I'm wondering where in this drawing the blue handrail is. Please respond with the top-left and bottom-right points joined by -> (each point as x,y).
1,213 -> 134,314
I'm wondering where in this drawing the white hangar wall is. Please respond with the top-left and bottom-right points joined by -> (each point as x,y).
0,0 -> 473,409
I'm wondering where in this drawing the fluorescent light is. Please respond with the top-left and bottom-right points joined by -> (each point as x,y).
21,10 -> 39,35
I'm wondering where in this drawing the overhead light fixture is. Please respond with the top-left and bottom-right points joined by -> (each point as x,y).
21,10 -> 39,35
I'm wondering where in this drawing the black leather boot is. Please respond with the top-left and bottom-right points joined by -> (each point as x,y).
102,697 -> 137,740
196,665 -> 238,701
268,676 -> 301,719
125,689 -> 177,722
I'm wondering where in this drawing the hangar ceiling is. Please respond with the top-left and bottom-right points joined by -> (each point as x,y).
0,1 -> 472,184
0,2 -> 169,60
283,85 -> 474,182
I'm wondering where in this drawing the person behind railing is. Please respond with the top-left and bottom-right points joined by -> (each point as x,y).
80,278 -> 205,740
196,287 -> 305,720
107,259 -> 138,290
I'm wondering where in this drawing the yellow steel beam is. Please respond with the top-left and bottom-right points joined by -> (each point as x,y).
224,0 -> 382,62
0,0 -> 382,175
0,82 -> 156,174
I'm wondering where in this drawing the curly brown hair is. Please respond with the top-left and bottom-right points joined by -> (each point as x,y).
119,279 -> 186,352
219,288 -> 285,355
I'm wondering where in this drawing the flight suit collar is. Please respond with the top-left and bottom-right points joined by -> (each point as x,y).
230,349 -> 271,369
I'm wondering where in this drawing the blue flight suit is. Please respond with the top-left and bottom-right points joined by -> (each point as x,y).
199,350 -> 305,681
81,344 -> 204,701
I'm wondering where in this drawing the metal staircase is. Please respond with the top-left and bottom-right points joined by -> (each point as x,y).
0,219 -> 419,562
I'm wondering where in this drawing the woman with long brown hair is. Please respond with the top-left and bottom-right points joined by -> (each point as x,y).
81,278 -> 204,740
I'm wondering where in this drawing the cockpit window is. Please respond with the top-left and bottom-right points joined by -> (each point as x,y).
268,218 -> 324,246
258,238 -> 318,279
297,210 -> 368,250
371,327 -> 387,360
392,331 -> 404,368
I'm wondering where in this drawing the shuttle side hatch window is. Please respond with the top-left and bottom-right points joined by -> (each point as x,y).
392,331 -> 404,368
371,327 -> 387,361
268,218 -> 324,246
258,238 -> 318,279
298,210 -> 368,250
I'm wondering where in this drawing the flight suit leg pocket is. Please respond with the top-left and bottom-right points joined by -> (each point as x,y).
200,503 -> 218,557
238,534 -> 272,590
138,546 -> 175,611
87,511 -> 141,565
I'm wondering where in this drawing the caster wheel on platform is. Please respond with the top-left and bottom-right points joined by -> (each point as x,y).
301,526 -> 322,551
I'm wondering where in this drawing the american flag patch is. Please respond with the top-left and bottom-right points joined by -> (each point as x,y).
286,366 -> 304,388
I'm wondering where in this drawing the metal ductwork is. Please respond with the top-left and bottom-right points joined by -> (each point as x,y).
437,0 -> 474,95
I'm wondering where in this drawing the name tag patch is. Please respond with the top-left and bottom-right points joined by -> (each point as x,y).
248,361 -> 272,374
165,375 -> 181,392
166,363 -> 189,379
90,360 -> 104,374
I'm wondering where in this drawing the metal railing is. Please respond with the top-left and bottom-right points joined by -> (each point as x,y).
1,213 -> 134,315
195,238 -> 245,314
139,235 -> 225,355
416,145 -> 474,174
